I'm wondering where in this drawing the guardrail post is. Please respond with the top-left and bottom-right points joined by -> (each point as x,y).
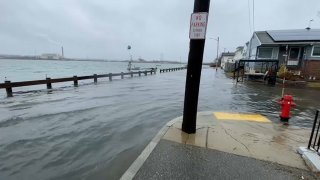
94,74 -> 98,84
109,73 -> 112,81
131,72 -> 133,78
144,71 -> 147,76
121,72 -> 124,79
46,78 -> 52,89
73,76 -> 78,87
139,71 -> 141,76
5,81 -> 13,97
151,70 -> 153,75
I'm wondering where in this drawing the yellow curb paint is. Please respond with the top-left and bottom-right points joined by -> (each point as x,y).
213,112 -> 271,123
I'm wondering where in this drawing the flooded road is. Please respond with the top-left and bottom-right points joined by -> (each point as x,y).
0,64 -> 319,180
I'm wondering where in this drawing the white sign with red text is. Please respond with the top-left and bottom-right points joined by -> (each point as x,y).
189,12 -> 208,39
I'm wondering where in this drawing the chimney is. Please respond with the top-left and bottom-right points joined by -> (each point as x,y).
61,46 -> 64,59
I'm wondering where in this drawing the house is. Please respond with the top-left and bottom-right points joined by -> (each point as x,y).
245,29 -> 320,79
218,52 -> 235,70
233,46 -> 244,61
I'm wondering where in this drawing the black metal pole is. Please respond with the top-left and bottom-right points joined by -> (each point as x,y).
182,0 -> 211,134
308,110 -> 319,149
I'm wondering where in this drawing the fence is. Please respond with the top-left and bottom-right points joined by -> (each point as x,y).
233,59 -> 279,85
0,70 -> 155,97
308,110 -> 320,152
159,67 -> 186,73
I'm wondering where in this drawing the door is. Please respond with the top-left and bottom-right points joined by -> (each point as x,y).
287,47 -> 301,66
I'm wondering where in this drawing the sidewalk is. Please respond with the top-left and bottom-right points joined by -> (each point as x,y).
121,111 -> 317,180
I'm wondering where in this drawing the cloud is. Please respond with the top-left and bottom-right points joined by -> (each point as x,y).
35,33 -> 61,46
0,0 -> 320,62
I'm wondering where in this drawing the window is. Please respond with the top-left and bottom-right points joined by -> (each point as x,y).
258,47 -> 273,59
312,46 -> 320,57
289,47 -> 300,60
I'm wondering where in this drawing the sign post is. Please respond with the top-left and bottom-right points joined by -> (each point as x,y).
182,0 -> 211,134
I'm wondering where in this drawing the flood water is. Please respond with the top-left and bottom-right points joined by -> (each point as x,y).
0,59 -> 319,180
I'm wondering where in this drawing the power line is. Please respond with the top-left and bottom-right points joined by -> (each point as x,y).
253,0 -> 255,31
247,0 -> 252,35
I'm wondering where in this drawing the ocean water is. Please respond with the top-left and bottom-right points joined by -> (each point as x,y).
0,59 -> 319,180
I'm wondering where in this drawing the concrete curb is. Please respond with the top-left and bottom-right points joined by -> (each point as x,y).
298,147 -> 320,173
120,117 -> 181,180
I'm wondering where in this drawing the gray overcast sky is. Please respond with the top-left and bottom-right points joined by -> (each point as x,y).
0,0 -> 319,62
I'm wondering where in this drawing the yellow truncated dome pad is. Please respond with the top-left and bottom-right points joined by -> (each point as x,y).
213,112 -> 271,123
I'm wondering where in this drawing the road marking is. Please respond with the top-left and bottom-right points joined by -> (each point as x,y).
213,112 -> 271,123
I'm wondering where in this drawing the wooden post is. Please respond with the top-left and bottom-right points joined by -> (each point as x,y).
121,72 -> 124,79
5,81 -> 13,97
109,73 -> 112,81
139,71 -> 141,76
73,76 -> 78,86
144,71 -> 147,76
151,70 -> 153,75
46,78 -> 52,89
94,74 -> 98,84
131,72 -> 133,78
182,0 -> 211,134
233,62 -> 236,79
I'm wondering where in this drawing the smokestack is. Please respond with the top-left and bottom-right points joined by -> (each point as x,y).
61,46 -> 64,59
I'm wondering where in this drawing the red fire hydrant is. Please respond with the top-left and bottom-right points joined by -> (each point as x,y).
278,95 -> 296,121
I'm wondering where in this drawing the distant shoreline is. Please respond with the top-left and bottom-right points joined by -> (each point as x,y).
0,58 -> 185,64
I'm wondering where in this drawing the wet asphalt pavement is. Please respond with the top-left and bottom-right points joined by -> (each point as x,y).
134,139 -> 316,180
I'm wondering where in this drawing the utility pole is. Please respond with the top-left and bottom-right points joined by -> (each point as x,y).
216,37 -> 219,68
182,0 -> 211,134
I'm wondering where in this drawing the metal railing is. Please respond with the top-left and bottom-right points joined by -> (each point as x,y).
159,67 -> 186,73
0,70 -> 155,97
308,110 -> 320,152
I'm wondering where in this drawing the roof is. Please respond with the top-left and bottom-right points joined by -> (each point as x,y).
221,52 -> 235,57
255,31 -> 274,44
236,46 -> 244,50
267,29 -> 320,42
254,29 -> 320,45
